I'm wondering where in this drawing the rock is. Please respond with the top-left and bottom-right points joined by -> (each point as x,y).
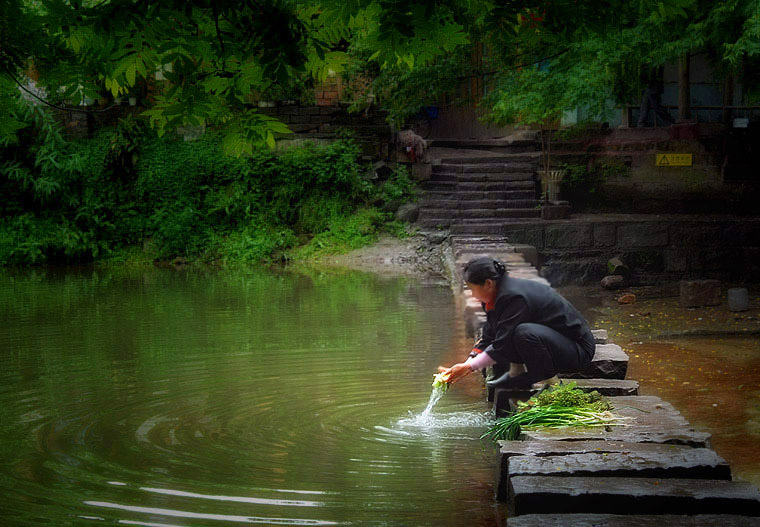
728,287 -> 750,312
680,279 -> 721,307
394,203 -> 420,223
617,293 -> 636,304
601,275 -> 626,290
382,199 -> 402,213
507,514 -> 760,527
591,329 -> 608,344
425,232 -> 448,245
508,476 -> 760,517
607,257 -> 630,276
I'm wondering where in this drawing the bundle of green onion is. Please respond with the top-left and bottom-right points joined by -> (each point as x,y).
482,382 -> 623,441
432,372 -> 450,392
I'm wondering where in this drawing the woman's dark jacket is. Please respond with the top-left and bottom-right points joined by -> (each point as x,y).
472,275 -> 594,364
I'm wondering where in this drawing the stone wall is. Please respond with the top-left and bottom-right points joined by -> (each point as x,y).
258,103 -> 392,158
500,217 -> 760,285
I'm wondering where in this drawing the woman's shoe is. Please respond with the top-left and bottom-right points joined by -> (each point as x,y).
485,371 -> 511,389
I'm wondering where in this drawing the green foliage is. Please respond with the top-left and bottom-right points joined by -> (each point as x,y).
375,164 -> 417,205
0,111 -> 414,267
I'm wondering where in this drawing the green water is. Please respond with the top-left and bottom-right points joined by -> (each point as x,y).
0,267 -> 500,526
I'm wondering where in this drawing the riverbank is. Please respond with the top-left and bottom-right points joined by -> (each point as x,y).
309,232 -> 450,278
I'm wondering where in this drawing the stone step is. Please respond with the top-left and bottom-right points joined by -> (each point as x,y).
508,476 -> 760,517
458,181 -> 536,191
521,395 -> 711,447
456,172 -> 535,182
499,439 -> 716,459
507,514 -> 760,527
422,190 -> 536,201
419,208 -> 543,221
564,343 -> 628,380
420,199 -> 539,210
450,223 -> 505,235
438,155 -> 537,164
460,163 -> 536,173
496,442 -> 730,501
508,448 -> 731,480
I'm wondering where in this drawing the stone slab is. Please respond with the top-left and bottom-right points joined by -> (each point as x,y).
494,440 -> 719,502
507,514 -> 760,527
508,448 -> 730,480
561,343 -> 629,380
521,396 -> 711,447
498,439 -> 706,459
494,379 -> 639,417
494,440 -> 730,501
508,476 -> 760,517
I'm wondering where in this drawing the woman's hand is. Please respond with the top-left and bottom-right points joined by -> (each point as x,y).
437,362 -> 473,384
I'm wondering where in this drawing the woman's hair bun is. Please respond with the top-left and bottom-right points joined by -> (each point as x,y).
493,259 -> 506,276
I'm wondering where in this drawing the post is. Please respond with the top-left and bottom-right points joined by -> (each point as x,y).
678,53 -> 691,122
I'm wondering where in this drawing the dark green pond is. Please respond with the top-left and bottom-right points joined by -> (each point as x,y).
0,267 -> 501,526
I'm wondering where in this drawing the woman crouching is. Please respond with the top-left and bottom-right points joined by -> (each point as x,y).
440,256 -> 595,389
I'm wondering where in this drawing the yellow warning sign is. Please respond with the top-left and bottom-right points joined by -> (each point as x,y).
656,153 -> 692,166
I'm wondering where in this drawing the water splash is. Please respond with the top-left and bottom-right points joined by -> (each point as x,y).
420,386 -> 446,419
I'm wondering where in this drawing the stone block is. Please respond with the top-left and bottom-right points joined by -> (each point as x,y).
721,222 -> 760,247
522,395 -> 711,447
680,279 -> 721,307
279,105 -> 299,115
496,439 -> 707,502
508,476 -> 760,517
507,514 -> 760,527
593,223 -> 617,247
728,287 -> 750,312
561,343 -> 628,380
503,228 -> 545,249
545,224 -> 592,249
618,223 -> 669,247
665,248 -> 689,272
310,115 -> 332,124
512,245 -> 538,268
669,223 -> 721,247
299,107 -> 322,115
541,204 -> 571,220
508,448 -> 730,480
591,329 -> 607,343
499,439 -> 706,459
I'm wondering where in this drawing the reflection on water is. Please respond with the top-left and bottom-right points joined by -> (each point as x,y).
626,337 -> 760,487
0,267 -> 500,527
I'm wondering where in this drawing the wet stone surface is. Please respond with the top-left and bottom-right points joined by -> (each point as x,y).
508,476 -> 760,517
507,447 -> 731,480
506,514 -> 760,527
521,395 -> 711,446
562,343 -> 629,380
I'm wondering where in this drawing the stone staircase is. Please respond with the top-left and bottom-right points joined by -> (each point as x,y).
417,149 -> 543,235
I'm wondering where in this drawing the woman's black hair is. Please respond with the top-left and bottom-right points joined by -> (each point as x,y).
463,256 -> 507,285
